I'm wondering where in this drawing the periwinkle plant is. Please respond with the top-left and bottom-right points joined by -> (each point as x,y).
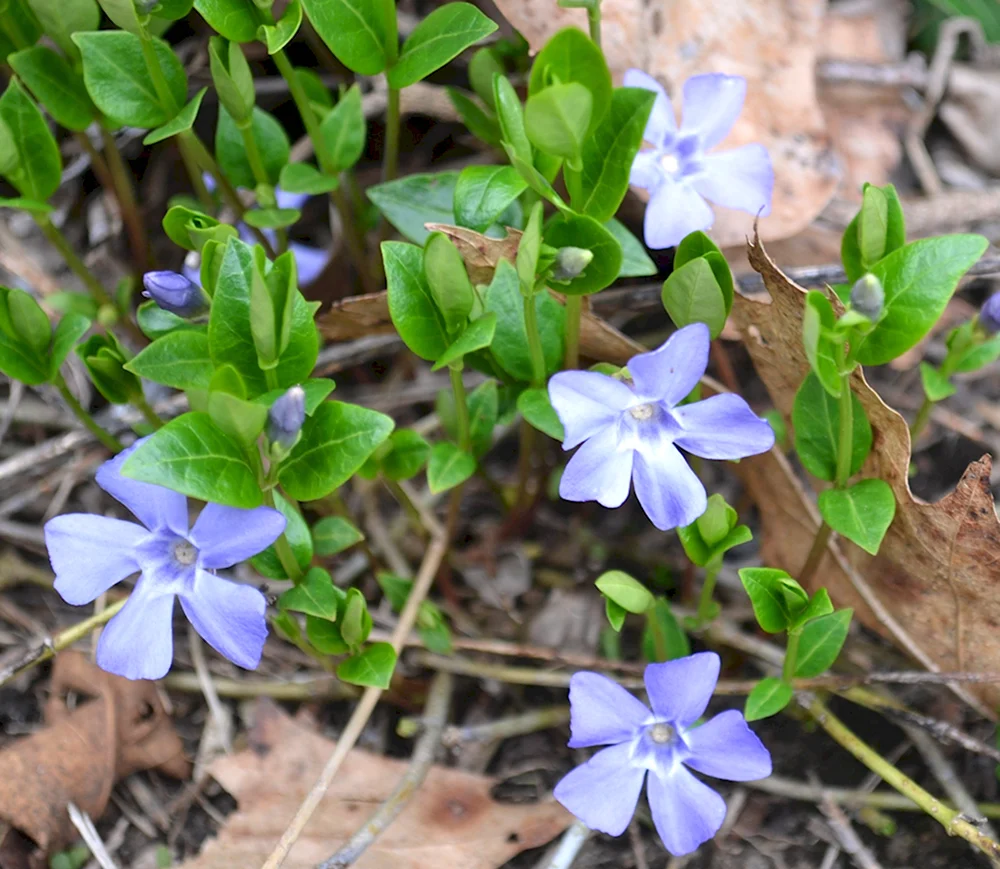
0,0 -> 993,859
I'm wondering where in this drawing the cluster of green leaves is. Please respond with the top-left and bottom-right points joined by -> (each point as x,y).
595,570 -> 690,663
738,567 -> 853,720
0,286 -> 89,387
660,232 -> 735,340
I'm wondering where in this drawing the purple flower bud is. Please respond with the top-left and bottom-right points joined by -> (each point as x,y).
980,294 -> 1000,335
268,386 -> 306,450
142,271 -> 210,319
134,0 -> 158,13
849,273 -> 884,321
552,246 -> 594,282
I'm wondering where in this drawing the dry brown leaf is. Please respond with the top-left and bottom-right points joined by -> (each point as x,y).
179,700 -> 571,869
731,237 -> 1000,712
492,0 -> 839,246
0,652 -> 189,865
424,224 -> 522,285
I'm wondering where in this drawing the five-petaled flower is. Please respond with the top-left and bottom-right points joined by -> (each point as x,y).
548,322 -> 774,530
625,69 -> 774,250
44,441 -> 286,680
554,652 -> 772,856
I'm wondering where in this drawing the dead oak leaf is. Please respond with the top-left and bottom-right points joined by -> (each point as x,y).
731,237 -> 1000,714
179,700 -> 571,869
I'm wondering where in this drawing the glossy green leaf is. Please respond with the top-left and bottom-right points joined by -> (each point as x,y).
279,566 -> 341,619
516,386 -> 564,440
427,441 -> 475,493
10,46 -> 95,132
792,373 -> 872,483
278,162 -> 339,195
423,231 -> 474,336
446,87 -> 501,147
306,614 -> 348,653
467,379 -> 498,456
340,587 -> 372,647
278,400 -> 394,501
794,609 -> 853,677
319,84 -> 365,173
642,597 -> 690,662
543,212 -> 621,296
209,35 -> 254,124
673,232 -> 734,311
595,570 -> 653,614
744,677 -> 793,721
50,313 -> 91,377
661,257 -> 727,338
26,0 -> 100,59
121,412 -> 261,508
383,240 -> 450,362
432,313 -> 496,370
194,0 -> 259,42
738,567 -> 794,633
524,82 -> 592,162
125,330 -> 213,390
216,105 -> 289,189
312,516 -> 364,556
818,478 -> 895,555
144,87 -> 207,145
301,0 -> 394,75
368,171 -> 458,245
95,0 -> 140,31
493,74 -> 531,166
0,79 -> 60,202
607,218 -> 656,278
791,588 -> 834,629
207,383 -> 269,445
337,642 -> 396,688
0,196 -> 52,214
528,26 -> 611,134
252,491 -> 312,578
802,290 -> 842,397
605,597 -> 626,632
468,46 -> 501,108
381,428 -> 430,480
454,165 -> 526,233
243,208 -> 301,230
841,182 -> 905,282
260,0 -> 302,53
387,2 -> 498,89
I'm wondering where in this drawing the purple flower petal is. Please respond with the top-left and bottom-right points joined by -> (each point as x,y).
179,569 -> 268,670
680,73 -> 746,150
673,393 -> 775,459
644,652 -> 720,725
276,187 -> 309,211
643,179 -> 714,250
46,514 -> 145,605
566,671 -> 651,748
632,441 -> 706,530
647,764 -> 727,856
559,424 -> 634,508
691,143 -> 773,217
96,441 -> 189,535
623,69 -> 676,146
189,504 -> 286,569
97,587 -> 176,680
684,709 -> 773,781
549,370 -> 635,450
553,742 -> 646,837
627,323 -> 709,405
629,149 -> 662,192
289,241 -> 331,285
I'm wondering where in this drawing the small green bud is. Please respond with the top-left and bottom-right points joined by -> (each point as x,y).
76,333 -> 140,404
849,273 -> 884,321
695,494 -> 737,550
209,37 -> 255,126
551,246 -> 594,282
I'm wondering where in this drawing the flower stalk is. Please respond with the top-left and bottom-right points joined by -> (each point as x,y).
53,374 -> 124,453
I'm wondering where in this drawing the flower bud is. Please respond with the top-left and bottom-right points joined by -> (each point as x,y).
552,246 -> 594,282
267,386 -> 306,452
849,273 -> 884,321
134,0 -> 158,14
979,294 -> 1000,335
142,271 -> 210,319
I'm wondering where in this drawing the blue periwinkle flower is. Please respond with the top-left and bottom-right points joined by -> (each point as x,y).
268,385 -> 306,451
554,652 -> 772,856
979,294 -> 1000,335
625,70 -> 774,250
142,270 -> 210,319
548,323 -> 774,530
44,441 -> 286,680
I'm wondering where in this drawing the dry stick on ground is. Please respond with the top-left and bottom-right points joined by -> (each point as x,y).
260,533 -> 449,869
316,671 -> 453,869
817,789 -> 884,869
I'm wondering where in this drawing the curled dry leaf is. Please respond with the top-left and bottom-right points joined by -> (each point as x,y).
179,699 -> 571,869
491,0 -> 839,246
0,652 -> 189,865
730,236 -> 1000,714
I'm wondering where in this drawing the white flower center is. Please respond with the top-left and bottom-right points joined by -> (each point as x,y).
629,402 -> 656,421
173,539 -> 199,566
649,722 -> 676,744
659,152 -> 680,176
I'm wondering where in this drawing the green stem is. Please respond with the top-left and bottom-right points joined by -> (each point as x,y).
782,627 -> 802,683
695,558 -> 721,624
515,419 -> 537,511
805,695 -> 1000,860
910,395 -> 934,442
236,121 -> 287,253
35,216 -> 113,308
798,521 -> 832,587
263,485 -> 304,582
132,392 -> 165,429
264,366 -> 280,391
383,86 -> 401,182
834,371 -> 854,488
523,294 -> 547,388
449,364 -> 471,452
564,295 -> 582,369
54,374 -> 124,453
98,126 -> 152,270
586,0 -> 602,46
178,135 -> 215,211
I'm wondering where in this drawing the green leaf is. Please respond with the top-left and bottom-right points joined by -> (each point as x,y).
319,84 -> 365,173
95,0 -> 140,32
144,88 -> 207,145
818,479 -> 896,555
383,240 -> 450,362
125,330 -> 213,390
10,46 -> 95,132
0,78 -> 60,202
260,0 -> 302,54
528,26 -> 611,135
516,386 -> 564,440
468,46 -> 501,108
517,202 -> 543,293
207,382 -> 269,445
382,428 -> 431,480
387,2 -> 498,89
340,587 -> 372,647
121,412 -> 262,508
524,82 -> 592,163
543,212 -> 622,296
377,572 -> 412,611
153,0 -> 198,21
792,587 -> 834,629
595,570 -> 653,614
673,232 -> 734,311
243,208 -> 301,230
279,162 -> 339,195
484,259 -> 565,380
468,379 -> 498,456
493,74 -> 531,166
842,183 -> 906,282
446,87 -> 501,147
26,0 -> 100,59
795,609 -> 853,677
454,165 -> 526,233
368,171 -> 459,245
952,334 -> 1000,374
0,196 -> 52,214
423,231 -> 474,336
792,373 -> 872,483
279,566 -> 341,619
432,313 -> 496,370
336,642 -> 397,689
302,0 -> 394,75
312,516 -> 364,556
216,105 -> 289,190
306,614 -> 349,653
564,86 -> 654,222
194,0 -> 259,42
607,218 -> 656,278
855,235 -> 989,366
605,597 -> 626,632
738,567 -> 794,633
74,31 -> 186,129
278,400 -> 395,501
744,678 -> 793,721
642,597 -> 690,662
427,441 -> 476,493
50,313 -> 91,378
802,290 -> 842,397
252,490 -> 312,578
858,184 -> 890,268
661,257 -> 727,339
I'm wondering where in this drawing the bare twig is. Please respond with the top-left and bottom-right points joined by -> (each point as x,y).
818,791 -> 884,869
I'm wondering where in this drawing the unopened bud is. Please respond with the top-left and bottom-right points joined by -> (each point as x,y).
979,294 -> 1000,335
267,386 -> 306,452
849,273 -> 884,321
552,246 -> 594,282
142,271 -> 210,319
134,0 -> 158,13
